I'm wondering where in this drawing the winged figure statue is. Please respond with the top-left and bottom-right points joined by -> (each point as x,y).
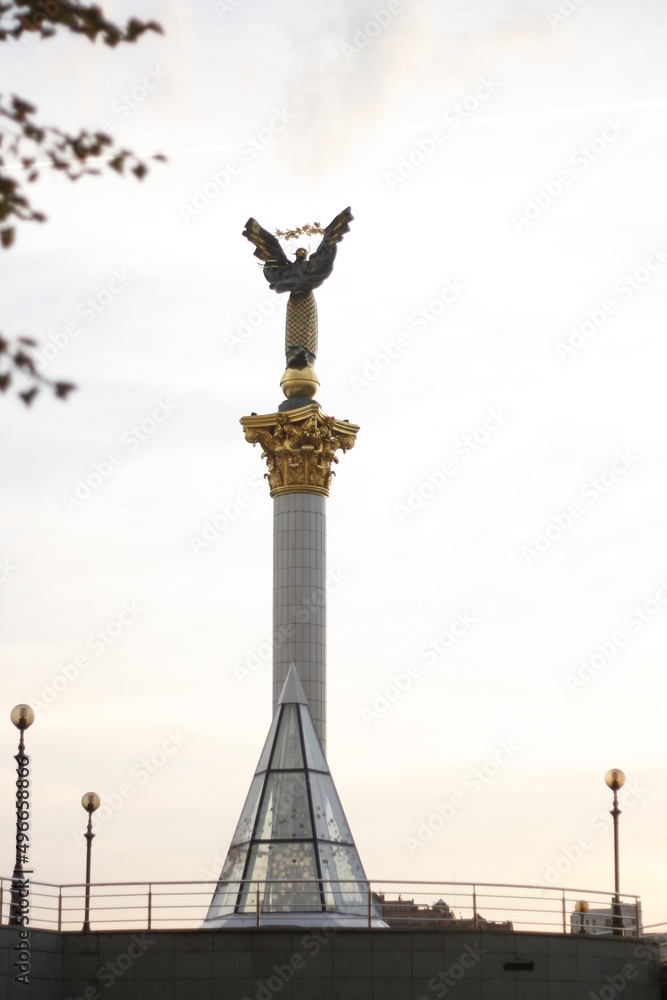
242,207 -> 353,294
242,208 -> 353,372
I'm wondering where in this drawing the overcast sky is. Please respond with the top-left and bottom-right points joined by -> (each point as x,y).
2,0 -> 667,930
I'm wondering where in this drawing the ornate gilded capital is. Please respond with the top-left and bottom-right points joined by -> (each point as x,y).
241,403 -> 359,497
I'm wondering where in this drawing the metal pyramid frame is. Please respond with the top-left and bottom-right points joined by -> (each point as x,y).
203,665 -> 384,928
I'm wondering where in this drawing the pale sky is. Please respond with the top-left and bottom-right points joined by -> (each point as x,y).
2,0 -> 667,930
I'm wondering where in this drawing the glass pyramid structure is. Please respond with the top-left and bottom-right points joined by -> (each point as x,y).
203,665 -> 385,927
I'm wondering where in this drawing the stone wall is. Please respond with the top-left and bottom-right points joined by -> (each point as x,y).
1,925 -> 661,1000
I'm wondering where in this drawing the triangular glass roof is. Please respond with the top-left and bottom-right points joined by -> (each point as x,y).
203,665 -> 384,928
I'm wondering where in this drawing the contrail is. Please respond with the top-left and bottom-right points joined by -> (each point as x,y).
4,96 -> 665,171
382,97 -> 667,133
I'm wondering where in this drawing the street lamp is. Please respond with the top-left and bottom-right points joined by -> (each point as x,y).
605,768 -> 626,936
574,899 -> 589,934
9,704 -> 35,926
81,792 -> 101,933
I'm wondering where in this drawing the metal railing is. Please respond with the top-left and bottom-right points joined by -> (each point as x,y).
0,876 -> 642,935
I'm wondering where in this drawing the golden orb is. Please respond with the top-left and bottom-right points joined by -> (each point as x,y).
10,704 -> 35,730
81,792 -> 101,813
605,768 -> 626,791
280,365 -> 320,400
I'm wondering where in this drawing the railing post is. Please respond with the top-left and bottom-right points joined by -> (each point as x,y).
562,891 -> 566,934
368,882 -> 372,927
58,887 -> 62,932
0,879 -> 4,925
147,884 -> 152,931
256,882 -> 260,928
472,887 -> 478,929
635,899 -> 640,938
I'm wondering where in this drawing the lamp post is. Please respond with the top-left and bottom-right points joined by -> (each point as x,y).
9,704 -> 35,927
605,768 -> 626,936
574,899 -> 589,934
81,792 -> 100,933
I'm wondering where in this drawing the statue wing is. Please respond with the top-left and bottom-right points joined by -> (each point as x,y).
321,206 -> 354,246
242,218 -> 290,267
302,206 -> 354,282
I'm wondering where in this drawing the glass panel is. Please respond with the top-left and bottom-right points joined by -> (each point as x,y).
231,774 -> 264,846
318,843 -> 374,915
309,772 -> 353,843
255,709 -> 282,772
270,704 -> 303,769
205,844 -> 248,918
254,772 -> 312,840
236,843 -> 264,913
240,842 -> 321,912
300,706 -> 327,771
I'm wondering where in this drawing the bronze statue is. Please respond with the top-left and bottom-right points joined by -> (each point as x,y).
242,208 -> 353,387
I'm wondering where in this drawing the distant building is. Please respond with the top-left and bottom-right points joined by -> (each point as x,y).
570,903 -> 642,935
374,893 -> 513,931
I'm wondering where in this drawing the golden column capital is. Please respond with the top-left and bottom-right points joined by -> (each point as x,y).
240,403 -> 359,498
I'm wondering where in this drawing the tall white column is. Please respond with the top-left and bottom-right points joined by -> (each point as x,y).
273,493 -> 326,750
241,403 -> 359,761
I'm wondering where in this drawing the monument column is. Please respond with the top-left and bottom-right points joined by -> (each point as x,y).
240,207 -> 358,755
203,206 -> 384,930
241,404 -> 358,754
